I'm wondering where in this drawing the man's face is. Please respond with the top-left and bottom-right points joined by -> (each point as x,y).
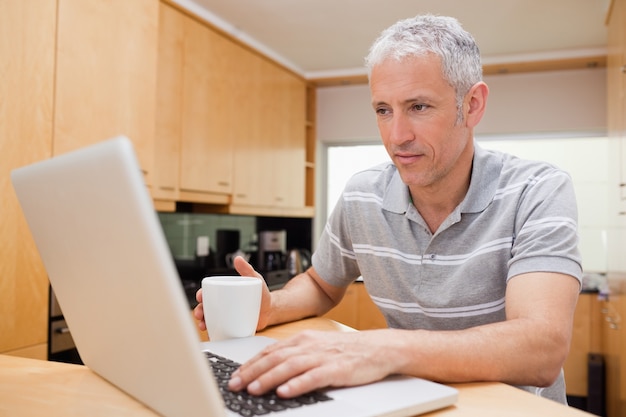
369,54 -> 473,192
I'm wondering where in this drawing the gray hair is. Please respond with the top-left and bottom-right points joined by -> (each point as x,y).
365,15 -> 483,121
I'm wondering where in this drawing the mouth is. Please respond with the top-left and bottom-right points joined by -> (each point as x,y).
394,152 -> 423,165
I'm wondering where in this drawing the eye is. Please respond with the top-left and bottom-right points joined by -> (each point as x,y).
411,103 -> 429,112
375,106 -> 391,116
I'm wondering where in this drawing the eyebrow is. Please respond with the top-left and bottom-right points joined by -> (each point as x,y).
371,96 -> 433,108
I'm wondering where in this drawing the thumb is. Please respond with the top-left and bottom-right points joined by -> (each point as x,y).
233,255 -> 262,279
232,255 -> 271,330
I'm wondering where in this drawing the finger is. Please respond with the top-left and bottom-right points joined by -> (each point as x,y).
265,354 -> 334,398
193,289 -> 207,330
240,350 -> 321,397
276,364 -> 334,398
234,256 -> 262,278
229,343 -> 295,392
192,304 -> 207,330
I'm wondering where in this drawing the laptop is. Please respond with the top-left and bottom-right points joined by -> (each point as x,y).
11,136 -> 458,417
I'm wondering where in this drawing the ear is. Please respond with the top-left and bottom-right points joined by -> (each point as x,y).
464,82 -> 489,128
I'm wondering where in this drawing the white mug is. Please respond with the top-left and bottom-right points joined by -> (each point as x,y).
201,276 -> 262,341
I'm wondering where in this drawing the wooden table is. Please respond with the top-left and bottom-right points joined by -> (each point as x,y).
0,317 -> 593,417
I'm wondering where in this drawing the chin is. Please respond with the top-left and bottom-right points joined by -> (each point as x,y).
398,172 -> 432,189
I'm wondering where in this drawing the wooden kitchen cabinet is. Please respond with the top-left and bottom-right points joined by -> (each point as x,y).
0,0 -> 55,358
271,70 -> 307,209
305,85 -> 317,208
560,285 -> 626,417
53,0 -> 158,184
563,293 -> 603,398
153,2 -> 185,205
231,59 -> 307,211
601,289 -> 626,417
323,283 -> 387,330
155,2 -> 311,215
156,3 -> 238,206
230,54 -> 275,208
178,14 -> 234,201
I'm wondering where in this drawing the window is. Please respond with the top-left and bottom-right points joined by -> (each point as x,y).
325,144 -> 389,220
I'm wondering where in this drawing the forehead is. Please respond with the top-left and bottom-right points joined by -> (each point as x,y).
369,54 -> 454,103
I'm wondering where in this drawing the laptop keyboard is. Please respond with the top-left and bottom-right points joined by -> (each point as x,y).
205,351 -> 333,416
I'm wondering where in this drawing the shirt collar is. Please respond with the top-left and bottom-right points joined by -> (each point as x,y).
382,168 -> 412,214
460,142 -> 502,213
382,141 -> 502,215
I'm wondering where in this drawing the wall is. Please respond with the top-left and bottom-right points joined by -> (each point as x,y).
316,67 -> 607,143
478,68 -> 606,136
159,213 -> 257,260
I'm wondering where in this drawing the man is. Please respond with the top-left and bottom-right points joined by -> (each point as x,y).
194,14 -> 582,404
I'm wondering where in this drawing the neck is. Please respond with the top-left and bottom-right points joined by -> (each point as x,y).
409,145 -> 474,233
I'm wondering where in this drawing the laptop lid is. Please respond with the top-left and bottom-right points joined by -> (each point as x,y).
11,137 -> 223,416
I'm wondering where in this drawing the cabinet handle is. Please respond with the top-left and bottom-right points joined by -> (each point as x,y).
601,305 -> 622,330
56,327 -> 71,334
217,181 -> 229,187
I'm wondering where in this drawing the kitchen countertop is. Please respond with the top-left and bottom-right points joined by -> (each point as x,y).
0,317 -> 594,417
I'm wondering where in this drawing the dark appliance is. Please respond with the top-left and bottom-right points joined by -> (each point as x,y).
258,230 -> 291,290
215,229 -> 240,269
48,285 -> 82,364
258,230 -> 286,271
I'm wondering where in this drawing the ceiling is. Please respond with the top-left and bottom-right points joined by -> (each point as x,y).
174,0 -> 611,80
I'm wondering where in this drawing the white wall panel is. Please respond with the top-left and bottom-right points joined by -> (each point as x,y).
317,68 -> 607,143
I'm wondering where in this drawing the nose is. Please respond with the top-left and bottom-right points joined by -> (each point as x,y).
386,112 -> 414,146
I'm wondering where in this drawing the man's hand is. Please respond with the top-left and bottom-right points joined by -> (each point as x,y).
193,256 -> 272,331
228,329 -> 400,398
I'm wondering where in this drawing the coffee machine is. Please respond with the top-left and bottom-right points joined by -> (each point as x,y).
258,230 -> 286,272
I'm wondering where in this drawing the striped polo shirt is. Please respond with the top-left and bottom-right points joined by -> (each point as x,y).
312,142 -> 582,403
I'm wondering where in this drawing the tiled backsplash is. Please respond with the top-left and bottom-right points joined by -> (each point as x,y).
158,212 -> 256,260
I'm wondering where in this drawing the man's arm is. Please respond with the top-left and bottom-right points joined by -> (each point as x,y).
263,266 -> 348,328
392,272 -> 580,386
228,271 -> 580,398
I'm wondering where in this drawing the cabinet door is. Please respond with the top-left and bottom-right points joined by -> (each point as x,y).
563,293 -> 603,397
272,71 -> 306,208
322,283 -> 386,330
0,0 -> 55,355
601,294 -> 626,417
355,283 -> 387,330
179,17 -> 233,198
154,3 -> 184,201
322,285 -> 359,328
54,0 -> 158,184
231,58 -> 307,209
231,52 -> 275,207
